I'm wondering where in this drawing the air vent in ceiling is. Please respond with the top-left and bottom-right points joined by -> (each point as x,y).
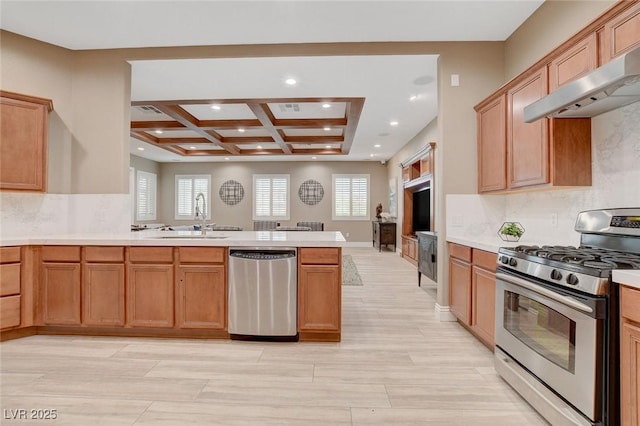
136,105 -> 163,114
279,103 -> 300,112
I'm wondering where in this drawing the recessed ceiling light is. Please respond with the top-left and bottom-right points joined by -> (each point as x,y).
211,105 -> 221,110
325,145 -> 331,149
238,128 -> 245,133
374,144 -> 381,148
257,145 -> 263,149
154,129 -> 163,134
224,157 -> 230,160
285,78 -> 297,86
322,103 -> 331,108
311,156 -> 317,160
409,95 -> 418,101
137,147 -> 144,151
390,121 -> 399,126
370,153 -> 375,157
323,127 -> 331,131
190,146 -> 196,150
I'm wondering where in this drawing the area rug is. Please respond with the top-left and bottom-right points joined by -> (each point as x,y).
342,254 -> 363,286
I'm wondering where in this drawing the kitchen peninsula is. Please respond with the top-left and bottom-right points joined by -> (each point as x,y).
0,231 -> 345,343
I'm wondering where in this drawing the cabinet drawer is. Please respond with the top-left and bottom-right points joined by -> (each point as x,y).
0,247 -> 21,264
449,243 -> 472,262
0,263 -> 21,296
41,246 -> 81,262
472,249 -> 497,271
179,247 -> 225,264
621,285 -> 640,324
129,247 -> 174,263
85,246 -> 124,263
0,295 -> 21,329
299,248 -> 340,265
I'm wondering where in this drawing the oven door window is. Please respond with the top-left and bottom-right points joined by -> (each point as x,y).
503,290 -> 576,372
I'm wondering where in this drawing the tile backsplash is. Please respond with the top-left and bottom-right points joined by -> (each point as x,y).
447,102 -> 640,246
0,193 -> 131,238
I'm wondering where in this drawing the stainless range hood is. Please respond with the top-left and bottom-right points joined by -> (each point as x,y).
524,46 -> 640,122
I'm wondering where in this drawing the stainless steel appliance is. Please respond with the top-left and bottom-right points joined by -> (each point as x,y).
417,231 -> 437,286
228,247 -> 297,339
495,208 -> 640,426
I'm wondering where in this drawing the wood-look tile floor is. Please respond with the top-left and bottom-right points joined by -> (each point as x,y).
0,248 -> 548,425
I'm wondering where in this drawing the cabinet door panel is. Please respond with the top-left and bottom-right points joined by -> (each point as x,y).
621,320 -> 640,426
83,264 -> 125,326
449,257 -> 471,325
0,295 -> 21,329
603,2 -> 640,63
471,266 -> 496,347
508,68 -> 549,189
127,265 -> 174,328
549,34 -> 597,91
42,263 -> 81,325
178,265 -> 226,329
298,265 -> 340,332
0,263 -> 21,296
477,95 -> 507,192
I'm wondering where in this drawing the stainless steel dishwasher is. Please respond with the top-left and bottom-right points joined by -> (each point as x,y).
228,247 -> 297,340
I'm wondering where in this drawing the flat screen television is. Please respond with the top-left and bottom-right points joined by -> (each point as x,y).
412,188 -> 431,233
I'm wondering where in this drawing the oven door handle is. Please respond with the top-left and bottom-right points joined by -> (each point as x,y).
496,272 -> 593,314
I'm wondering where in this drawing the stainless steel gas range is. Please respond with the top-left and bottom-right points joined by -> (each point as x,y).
494,208 -> 640,426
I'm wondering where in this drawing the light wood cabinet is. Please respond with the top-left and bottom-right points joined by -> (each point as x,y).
621,284 -> 640,426
82,246 -> 125,327
476,94 -> 506,192
298,247 -> 341,342
602,2 -> 640,63
127,247 -> 174,328
41,246 -> 81,326
401,236 -> 418,265
449,254 -> 471,326
0,91 -> 52,192
449,244 -> 497,349
549,33 -> 597,91
177,247 -> 227,330
470,249 -> 497,348
0,246 -> 22,330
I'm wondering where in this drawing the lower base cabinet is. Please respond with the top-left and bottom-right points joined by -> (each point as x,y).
298,248 -> 341,341
127,264 -> 174,328
41,263 -> 81,325
448,243 -> 497,348
621,285 -> 640,426
401,236 -> 418,265
177,265 -> 226,329
83,264 -> 125,326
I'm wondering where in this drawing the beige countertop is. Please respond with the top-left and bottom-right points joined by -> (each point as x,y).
0,230 -> 347,248
613,270 -> 640,290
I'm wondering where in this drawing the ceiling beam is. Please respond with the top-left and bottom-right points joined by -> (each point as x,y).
340,98 -> 365,154
246,103 -> 292,155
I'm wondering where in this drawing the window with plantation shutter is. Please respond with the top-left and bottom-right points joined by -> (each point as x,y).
253,174 -> 290,220
175,175 -> 210,220
333,174 -> 369,220
136,170 -> 157,221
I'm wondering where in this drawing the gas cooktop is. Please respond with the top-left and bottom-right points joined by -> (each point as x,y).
509,245 -> 640,270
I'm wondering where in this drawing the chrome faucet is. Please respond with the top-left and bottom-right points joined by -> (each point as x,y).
194,192 -> 207,235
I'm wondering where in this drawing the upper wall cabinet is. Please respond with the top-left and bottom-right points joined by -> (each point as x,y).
476,94 -> 506,192
0,91 -> 53,192
549,33 -> 597,91
602,2 -> 640,63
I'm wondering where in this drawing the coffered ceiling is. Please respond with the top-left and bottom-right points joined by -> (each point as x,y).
0,1 -> 544,163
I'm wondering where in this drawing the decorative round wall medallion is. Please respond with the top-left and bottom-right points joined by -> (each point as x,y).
298,179 -> 324,205
219,180 -> 245,205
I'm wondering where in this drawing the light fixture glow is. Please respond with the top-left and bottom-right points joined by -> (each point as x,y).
323,127 -> 331,131
257,145 -> 263,149
154,129 -> 163,134
224,157 -> 230,160
238,128 -> 245,133
390,121 -> 399,126
285,78 -> 297,85
409,95 -> 418,101
311,156 -> 317,160
137,147 -> 144,151
325,145 -> 331,149
322,103 -> 331,108
374,144 -> 381,148
190,146 -> 196,150
211,105 -> 221,110
370,153 -> 375,157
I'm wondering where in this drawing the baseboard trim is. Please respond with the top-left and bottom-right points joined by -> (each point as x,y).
434,303 -> 457,322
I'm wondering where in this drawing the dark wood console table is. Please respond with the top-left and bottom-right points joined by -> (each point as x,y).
372,221 -> 397,252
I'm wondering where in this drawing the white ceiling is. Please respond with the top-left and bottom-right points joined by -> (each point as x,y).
0,0 -> 544,163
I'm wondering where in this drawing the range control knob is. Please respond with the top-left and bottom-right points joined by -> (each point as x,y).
509,258 -> 518,267
550,269 -> 563,280
500,256 -> 509,265
566,274 -> 579,286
